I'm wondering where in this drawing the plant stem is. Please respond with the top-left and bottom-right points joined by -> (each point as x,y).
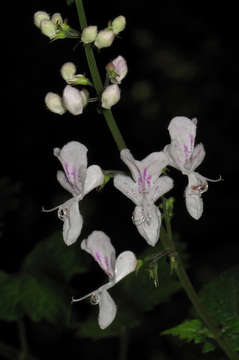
17,319 -> 29,360
74,1 -> 239,359
161,197 -> 239,360
75,0 -> 127,151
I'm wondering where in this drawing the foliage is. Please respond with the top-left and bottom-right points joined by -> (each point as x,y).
162,266 -> 239,353
0,233 -> 87,324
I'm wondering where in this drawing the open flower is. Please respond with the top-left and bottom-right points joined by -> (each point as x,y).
43,142 -> 104,245
164,116 -> 221,219
72,231 -> 137,329
114,149 -> 173,246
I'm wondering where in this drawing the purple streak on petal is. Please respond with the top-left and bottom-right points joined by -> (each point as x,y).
104,256 -> 109,273
138,175 -> 143,193
71,168 -> 77,188
64,163 -> 70,177
95,251 -> 103,266
190,134 -> 194,151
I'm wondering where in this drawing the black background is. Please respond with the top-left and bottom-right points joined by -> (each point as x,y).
1,0 -> 239,359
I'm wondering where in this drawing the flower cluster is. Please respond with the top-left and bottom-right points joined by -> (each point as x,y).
81,15 -> 126,48
34,11 -> 79,40
37,11 -> 221,330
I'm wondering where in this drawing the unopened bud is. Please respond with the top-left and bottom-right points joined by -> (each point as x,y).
63,85 -> 87,115
34,11 -> 50,28
106,55 -> 128,84
94,29 -> 115,49
112,15 -> 126,35
45,92 -> 66,115
101,84 -> 120,109
60,62 -> 77,82
40,19 -> 57,39
51,13 -> 63,25
68,74 -> 92,86
81,26 -> 98,44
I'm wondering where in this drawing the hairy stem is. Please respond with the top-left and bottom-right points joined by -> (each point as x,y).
75,0 -> 127,151
74,1 -> 239,359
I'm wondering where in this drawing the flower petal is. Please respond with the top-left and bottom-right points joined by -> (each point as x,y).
56,170 -> 74,194
120,149 -> 140,183
54,141 -> 87,197
167,116 -> 197,168
81,231 -> 116,279
190,143 -> 206,171
114,251 -> 137,283
60,198 -> 83,246
184,172 -> 206,219
149,175 -> 174,203
113,174 -> 142,205
140,151 -> 169,182
98,289 -> 117,329
84,165 -> 104,195
132,203 -> 161,246
63,85 -> 85,115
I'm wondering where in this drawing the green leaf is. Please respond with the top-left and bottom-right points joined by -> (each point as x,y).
162,319 -> 210,343
162,266 -> 239,353
0,272 -> 24,321
66,0 -> 74,5
0,271 -> 72,324
22,232 -> 88,282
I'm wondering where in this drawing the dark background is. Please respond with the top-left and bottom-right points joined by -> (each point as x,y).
1,0 -> 239,359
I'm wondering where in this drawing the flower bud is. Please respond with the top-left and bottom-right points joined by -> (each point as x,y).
68,74 -> 92,86
106,55 -> 128,84
34,11 -> 50,28
94,29 -> 115,49
40,19 -> 57,39
63,85 -> 87,115
101,84 -> 120,109
112,15 -> 126,35
51,13 -> 63,25
60,62 -> 77,82
45,92 -> 66,115
81,26 -> 98,44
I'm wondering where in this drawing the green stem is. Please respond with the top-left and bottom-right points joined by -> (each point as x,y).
74,1 -> 239,359
161,197 -> 239,360
75,0 -> 127,151
17,319 -> 29,360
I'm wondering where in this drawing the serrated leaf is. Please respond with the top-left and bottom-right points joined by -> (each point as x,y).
162,319 -> 209,343
22,232 -> 88,282
162,266 -> 239,353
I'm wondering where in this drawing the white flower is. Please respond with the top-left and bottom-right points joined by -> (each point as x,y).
44,92 -> 66,115
40,19 -> 57,39
101,84 -> 121,109
114,149 -> 173,246
60,62 -> 77,83
94,29 -> 115,49
62,85 -> 88,115
106,56 -> 128,84
81,25 -> 98,44
72,231 -> 137,329
34,11 -> 50,28
43,142 -> 104,245
112,16 -> 126,35
164,116 -> 221,219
